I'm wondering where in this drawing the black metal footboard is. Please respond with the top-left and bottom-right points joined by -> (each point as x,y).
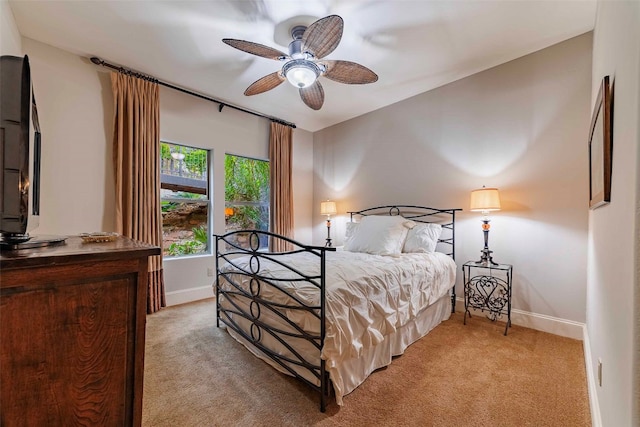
215,230 -> 335,412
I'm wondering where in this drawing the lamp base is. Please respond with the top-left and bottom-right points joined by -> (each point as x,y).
475,219 -> 498,266
475,248 -> 498,266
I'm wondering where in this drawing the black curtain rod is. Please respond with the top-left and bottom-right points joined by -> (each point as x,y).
90,57 -> 296,129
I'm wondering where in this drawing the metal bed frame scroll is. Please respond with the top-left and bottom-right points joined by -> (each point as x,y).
215,205 -> 460,412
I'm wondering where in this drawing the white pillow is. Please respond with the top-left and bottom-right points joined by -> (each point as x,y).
403,223 -> 442,253
344,222 -> 360,247
344,216 -> 414,255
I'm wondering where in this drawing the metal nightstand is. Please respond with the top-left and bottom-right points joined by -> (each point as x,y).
462,261 -> 513,335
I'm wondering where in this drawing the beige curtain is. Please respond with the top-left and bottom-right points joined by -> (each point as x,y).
111,72 -> 165,313
269,122 -> 294,252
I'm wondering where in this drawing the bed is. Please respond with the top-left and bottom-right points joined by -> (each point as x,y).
214,205 -> 460,411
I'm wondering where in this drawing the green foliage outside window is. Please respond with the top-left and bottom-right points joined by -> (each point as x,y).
160,142 -> 207,179
225,154 -> 269,231
184,150 -> 207,177
160,142 -> 171,161
225,155 -> 269,203
167,225 -> 208,256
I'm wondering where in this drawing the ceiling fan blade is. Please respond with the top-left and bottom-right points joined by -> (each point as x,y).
322,60 -> 379,84
299,81 -> 325,110
222,38 -> 288,61
301,15 -> 344,59
244,72 -> 285,96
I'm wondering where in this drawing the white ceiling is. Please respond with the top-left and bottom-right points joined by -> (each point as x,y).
9,0 -> 596,132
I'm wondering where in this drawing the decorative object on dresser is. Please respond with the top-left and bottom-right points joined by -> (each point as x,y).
462,261 -> 513,335
78,231 -> 119,243
214,205 -> 460,411
588,75 -> 613,210
469,186 -> 501,266
0,235 -> 160,426
320,200 -> 337,247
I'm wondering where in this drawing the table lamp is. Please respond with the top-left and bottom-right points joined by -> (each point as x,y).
320,201 -> 337,247
470,186 -> 501,266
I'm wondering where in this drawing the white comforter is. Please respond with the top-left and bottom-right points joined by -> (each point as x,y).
219,250 -> 456,370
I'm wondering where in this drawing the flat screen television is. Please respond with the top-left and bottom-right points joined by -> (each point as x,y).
0,55 -> 41,244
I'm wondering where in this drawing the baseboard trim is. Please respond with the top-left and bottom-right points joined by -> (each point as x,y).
455,297 -> 584,340
582,327 -> 602,427
165,285 -> 214,306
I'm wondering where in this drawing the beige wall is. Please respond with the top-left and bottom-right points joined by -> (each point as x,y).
23,38 -> 116,235
314,34 -> 592,325
18,37 -> 314,301
587,1 -> 640,425
1,0 -> 21,56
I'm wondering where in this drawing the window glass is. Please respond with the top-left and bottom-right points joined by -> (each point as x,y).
224,154 -> 269,250
161,142 -> 210,257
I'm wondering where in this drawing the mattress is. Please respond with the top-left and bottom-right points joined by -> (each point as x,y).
216,250 -> 456,405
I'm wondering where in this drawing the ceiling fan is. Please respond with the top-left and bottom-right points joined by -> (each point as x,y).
222,15 -> 378,111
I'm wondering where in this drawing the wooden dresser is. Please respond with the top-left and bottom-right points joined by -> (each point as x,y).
0,236 -> 160,426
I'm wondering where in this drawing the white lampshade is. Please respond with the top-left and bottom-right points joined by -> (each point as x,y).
470,187 -> 501,212
320,201 -> 337,216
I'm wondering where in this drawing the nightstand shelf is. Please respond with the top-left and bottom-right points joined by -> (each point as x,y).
462,261 -> 513,335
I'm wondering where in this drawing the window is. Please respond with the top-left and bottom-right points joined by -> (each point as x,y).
224,154 -> 270,250
160,142 -> 210,257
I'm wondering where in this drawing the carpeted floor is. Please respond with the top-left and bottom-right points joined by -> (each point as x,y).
142,298 -> 591,427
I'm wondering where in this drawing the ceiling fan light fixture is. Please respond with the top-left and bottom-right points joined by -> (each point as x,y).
283,59 -> 319,88
223,15 -> 376,110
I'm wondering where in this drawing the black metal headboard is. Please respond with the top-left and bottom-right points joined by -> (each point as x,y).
348,205 -> 461,260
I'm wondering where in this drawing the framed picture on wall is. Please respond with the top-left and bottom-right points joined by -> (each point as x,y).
588,75 -> 612,210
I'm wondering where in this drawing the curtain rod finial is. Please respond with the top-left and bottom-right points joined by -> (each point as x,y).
90,57 -> 103,65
